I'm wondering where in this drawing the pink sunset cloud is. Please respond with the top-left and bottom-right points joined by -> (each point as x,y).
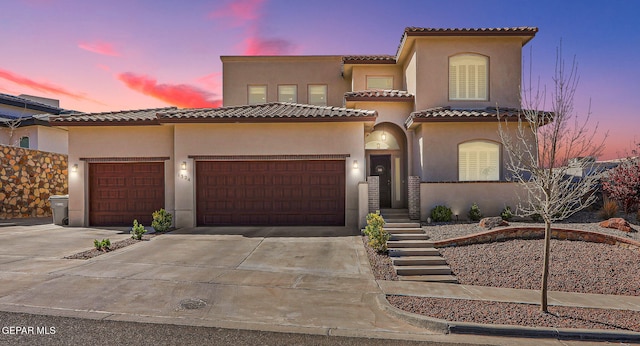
78,41 -> 120,57
209,0 -> 264,26
117,72 -> 222,108
0,68 -> 90,101
196,72 -> 222,91
243,36 -> 296,55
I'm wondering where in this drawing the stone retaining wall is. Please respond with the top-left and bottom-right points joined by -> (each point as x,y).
433,227 -> 640,251
0,145 -> 68,219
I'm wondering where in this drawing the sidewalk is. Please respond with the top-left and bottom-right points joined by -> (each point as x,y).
378,280 -> 640,342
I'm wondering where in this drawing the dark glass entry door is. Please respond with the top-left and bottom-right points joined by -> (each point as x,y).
370,155 -> 391,208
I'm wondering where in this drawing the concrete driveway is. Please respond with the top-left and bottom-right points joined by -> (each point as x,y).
0,223 -> 432,340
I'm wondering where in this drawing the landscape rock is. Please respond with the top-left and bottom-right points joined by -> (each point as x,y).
599,218 -> 634,233
479,216 -> 509,229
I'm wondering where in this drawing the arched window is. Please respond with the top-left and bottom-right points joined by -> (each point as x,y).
459,140 -> 499,181
449,54 -> 488,101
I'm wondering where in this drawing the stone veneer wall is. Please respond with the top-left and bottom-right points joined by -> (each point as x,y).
433,227 -> 640,251
0,145 -> 68,219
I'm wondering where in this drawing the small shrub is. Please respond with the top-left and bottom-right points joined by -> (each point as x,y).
430,205 -> 452,222
501,206 -> 513,221
468,203 -> 483,221
131,219 -> 147,240
364,211 -> 389,253
151,208 -> 173,232
599,200 -> 619,220
93,238 -> 111,251
531,213 -> 542,222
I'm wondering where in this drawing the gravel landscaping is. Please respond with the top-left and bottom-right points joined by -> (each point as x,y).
362,211 -> 640,332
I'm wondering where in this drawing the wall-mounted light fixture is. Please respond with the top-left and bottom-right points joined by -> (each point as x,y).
381,124 -> 387,141
352,160 -> 359,169
180,161 -> 187,170
72,164 -> 78,172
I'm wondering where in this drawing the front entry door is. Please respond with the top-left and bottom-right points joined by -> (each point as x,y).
370,155 -> 391,208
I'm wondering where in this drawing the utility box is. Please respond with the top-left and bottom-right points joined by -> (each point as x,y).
49,195 -> 69,225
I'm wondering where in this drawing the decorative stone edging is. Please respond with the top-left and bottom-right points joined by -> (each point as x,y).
432,227 -> 640,250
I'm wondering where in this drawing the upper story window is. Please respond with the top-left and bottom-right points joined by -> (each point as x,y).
449,54 -> 488,101
459,140 -> 500,181
278,85 -> 297,103
19,136 -> 29,149
248,85 -> 267,105
308,84 -> 327,106
366,76 -> 393,90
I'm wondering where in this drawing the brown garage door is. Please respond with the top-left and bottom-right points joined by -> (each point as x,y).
196,160 -> 345,226
89,162 -> 164,226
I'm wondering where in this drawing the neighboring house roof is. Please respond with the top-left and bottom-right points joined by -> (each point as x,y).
0,93 -> 70,115
344,90 -> 415,102
51,103 -> 377,126
405,106 -> 527,128
0,113 -> 53,127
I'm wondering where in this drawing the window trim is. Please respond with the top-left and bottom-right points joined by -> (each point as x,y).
448,53 -> 489,101
277,84 -> 297,103
307,84 -> 328,106
458,139 -> 501,182
366,75 -> 394,90
248,84 -> 267,105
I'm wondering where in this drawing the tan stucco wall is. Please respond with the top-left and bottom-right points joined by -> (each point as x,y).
350,65 -> 404,91
405,37 -> 523,110
66,125 -> 175,226
36,126 -> 68,154
420,182 -> 526,221
221,56 -> 350,107
417,121 -> 528,182
173,122 -> 366,228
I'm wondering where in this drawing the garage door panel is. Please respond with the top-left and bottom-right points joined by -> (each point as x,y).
196,160 -> 345,226
89,163 -> 164,226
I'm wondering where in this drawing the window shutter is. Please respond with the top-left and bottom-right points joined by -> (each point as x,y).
449,66 -> 457,99
449,54 -> 488,101
459,141 -> 500,181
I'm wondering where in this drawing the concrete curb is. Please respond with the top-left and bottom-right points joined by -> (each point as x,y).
375,294 -> 640,342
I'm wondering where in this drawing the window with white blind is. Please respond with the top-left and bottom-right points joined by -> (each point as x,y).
248,85 -> 267,105
459,140 -> 500,181
278,85 -> 297,103
308,84 -> 327,106
449,54 -> 488,101
366,76 -> 393,90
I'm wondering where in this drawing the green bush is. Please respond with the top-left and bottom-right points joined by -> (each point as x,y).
93,238 -> 111,251
363,212 -> 390,253
468,203 -> 483,221
151,209 -> 173,232
501,206 -> 513,221
430,205 -> 452,222
131,219 -> 147,240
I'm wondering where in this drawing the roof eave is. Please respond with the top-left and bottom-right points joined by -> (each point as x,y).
157,115 -> 378,124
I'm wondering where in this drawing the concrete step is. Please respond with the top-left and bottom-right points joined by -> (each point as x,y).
398,275 -> 459,283
385,222 -> 421,228
390,233 -> 429,241
385,227 -> 424,234
395,265 -> 452,276
387,240 -> 435,248
392,256 -> 446,266
389,247 -> 441,257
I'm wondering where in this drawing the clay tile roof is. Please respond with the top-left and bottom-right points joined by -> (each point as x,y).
50,107 -> 177,125
344,90 -> 414,101
158,102 -> 377,122
342,55 -> 396,64
405,106 -> 524,127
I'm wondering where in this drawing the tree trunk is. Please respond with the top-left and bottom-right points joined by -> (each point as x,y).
541,220 -> 552,312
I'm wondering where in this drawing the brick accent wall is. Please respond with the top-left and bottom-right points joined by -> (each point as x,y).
408,176 -> 420,220
367,175 -> 379,213
0,145 -> 68,219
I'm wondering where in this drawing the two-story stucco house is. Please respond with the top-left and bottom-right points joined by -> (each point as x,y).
53,27 -> 538,228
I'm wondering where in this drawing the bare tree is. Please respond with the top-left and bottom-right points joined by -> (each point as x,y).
5,117 -> 22,146
498,45 -> 607,312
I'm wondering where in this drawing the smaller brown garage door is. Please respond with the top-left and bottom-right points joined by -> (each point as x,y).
197,160 -> 345,226
89,162 -> 164,226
